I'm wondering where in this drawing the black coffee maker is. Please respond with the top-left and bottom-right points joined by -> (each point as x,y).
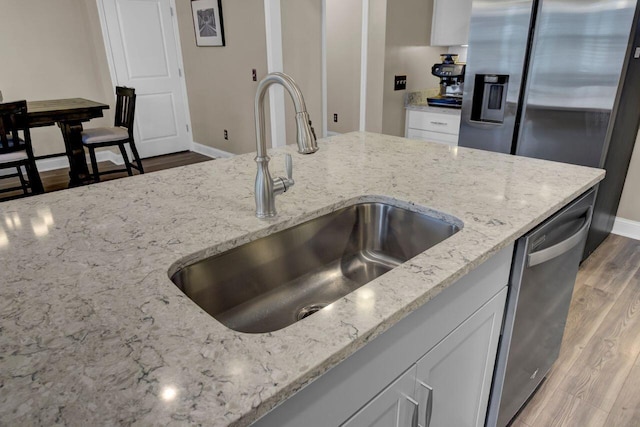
427,54 -> 466,108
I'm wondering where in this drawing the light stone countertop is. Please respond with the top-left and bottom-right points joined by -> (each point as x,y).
405,103 -> 463,115
0,132 -> 603,426
404,88 -> 462,115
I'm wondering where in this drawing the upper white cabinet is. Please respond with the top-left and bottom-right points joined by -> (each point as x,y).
430,0 -> 473,46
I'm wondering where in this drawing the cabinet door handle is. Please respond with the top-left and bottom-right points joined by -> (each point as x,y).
404,395 -> 419,427
430,121 -> 448,126
418,381 -> 433,427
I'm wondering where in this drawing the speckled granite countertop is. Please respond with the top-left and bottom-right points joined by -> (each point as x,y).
0,132 -> 603,426
404,89 -> 462,114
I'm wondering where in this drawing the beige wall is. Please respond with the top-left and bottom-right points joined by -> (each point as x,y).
176,1 -> 268,155
382,0 -> 441,137
326,0 -> 363,134
0,0 -> 114,157
365,0 -> 388,134
282,0 -> 323,145
617,129 -> 640,221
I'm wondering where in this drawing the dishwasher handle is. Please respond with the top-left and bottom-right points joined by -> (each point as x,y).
527,208 -> 592,267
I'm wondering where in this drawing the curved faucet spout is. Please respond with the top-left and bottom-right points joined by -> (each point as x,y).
253,72 -> 319,219
254,72 -> 318,158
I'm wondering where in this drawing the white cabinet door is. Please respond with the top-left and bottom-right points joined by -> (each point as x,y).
430,0 -> 473,47
405,110 -> 461,146
342,366 -> 418,427
415,287 -> 507,427
406,129 -> 458,146
407,110 -> 461,134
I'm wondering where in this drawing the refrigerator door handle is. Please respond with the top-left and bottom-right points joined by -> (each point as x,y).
527,208 -> 592,267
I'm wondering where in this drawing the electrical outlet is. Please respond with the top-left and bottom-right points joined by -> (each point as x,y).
252,69 -> 257,81
394,75 -> 407,91
224,129 -> 229,140
333,113 -> 338,123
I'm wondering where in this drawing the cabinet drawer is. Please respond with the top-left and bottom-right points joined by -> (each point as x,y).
407,128 -> 458,146
407,110 -> 461,134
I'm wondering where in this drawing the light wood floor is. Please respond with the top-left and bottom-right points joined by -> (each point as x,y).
512,233 -> 640,427
0,150 -> 212,200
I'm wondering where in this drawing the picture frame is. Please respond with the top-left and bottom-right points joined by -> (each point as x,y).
191,0 -> 225,47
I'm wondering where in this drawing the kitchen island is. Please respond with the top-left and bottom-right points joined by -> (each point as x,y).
0,132 -> 603,426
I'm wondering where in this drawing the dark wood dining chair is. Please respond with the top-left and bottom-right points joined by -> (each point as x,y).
0,100 -> 44,198
81,86 -> 144,182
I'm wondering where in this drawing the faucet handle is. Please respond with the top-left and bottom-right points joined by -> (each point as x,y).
273,154 -> 294,196
285,154 -> 293,181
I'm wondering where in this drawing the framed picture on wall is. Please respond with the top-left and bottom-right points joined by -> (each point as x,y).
191,0 -> 225,47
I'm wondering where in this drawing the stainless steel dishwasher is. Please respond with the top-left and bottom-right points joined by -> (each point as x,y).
486,188 -> 596,427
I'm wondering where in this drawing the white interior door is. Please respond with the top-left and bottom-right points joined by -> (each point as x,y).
100,0 -> 191,158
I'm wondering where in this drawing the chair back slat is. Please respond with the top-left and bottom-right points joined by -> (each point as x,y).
114,86 -> 136,133
0,101 -> 29,155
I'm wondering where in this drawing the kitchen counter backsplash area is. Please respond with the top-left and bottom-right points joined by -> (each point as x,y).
0,132 -> 603,426
405,88 -> 440,107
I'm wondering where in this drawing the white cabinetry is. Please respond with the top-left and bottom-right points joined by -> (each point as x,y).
414,289 -> 506,427
430,0 -> 473,47
342,366 -> 418,427
253,244 -> 513,427
405,109 -> 461,146
343,288 -> 506,427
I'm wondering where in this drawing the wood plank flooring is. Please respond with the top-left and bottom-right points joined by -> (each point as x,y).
0,150 -> 212,200
513,234 -> 640,427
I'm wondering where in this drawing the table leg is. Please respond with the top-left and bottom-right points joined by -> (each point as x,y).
59,121 -> 91,186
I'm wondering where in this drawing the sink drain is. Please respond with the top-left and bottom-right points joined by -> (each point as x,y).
296,303 -> 329,321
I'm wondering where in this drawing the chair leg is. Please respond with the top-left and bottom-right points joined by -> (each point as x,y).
88,147 -> 100,182
119,144 -> 133,176
17,166 -> 28,195
24,161 -> 44,194
128,139 -> 144,174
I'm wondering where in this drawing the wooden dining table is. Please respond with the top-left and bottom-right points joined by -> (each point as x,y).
27,98 -> 109,186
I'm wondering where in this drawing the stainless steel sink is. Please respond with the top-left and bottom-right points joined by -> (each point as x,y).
170,202 -> 461,333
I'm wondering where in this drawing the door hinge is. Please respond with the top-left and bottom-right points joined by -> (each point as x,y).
170,6 -> 174,16
186,124 -> 190,132
178,68 -> 183,77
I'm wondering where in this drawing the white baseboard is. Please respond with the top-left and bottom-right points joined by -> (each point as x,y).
612,217 -> 640,241
37,150 -> 124,172
4,142 -> 231,179
191,141 -> 235,159
326,131 -> 341,137
0,150 -> 123,177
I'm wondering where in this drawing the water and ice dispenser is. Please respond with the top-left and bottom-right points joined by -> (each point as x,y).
470,74 -> 509,124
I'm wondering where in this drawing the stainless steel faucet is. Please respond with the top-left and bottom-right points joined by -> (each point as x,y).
254,72 -> 318,218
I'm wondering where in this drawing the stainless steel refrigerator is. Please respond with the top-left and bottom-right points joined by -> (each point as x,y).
458,0 -> 638,260
458,1 -> 639,426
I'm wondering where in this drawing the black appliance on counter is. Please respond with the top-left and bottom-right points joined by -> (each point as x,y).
427,53 -> 466,109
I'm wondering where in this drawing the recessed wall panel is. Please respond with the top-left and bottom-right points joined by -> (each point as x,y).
117,0 -> 169,79
136,93 -> 178,141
